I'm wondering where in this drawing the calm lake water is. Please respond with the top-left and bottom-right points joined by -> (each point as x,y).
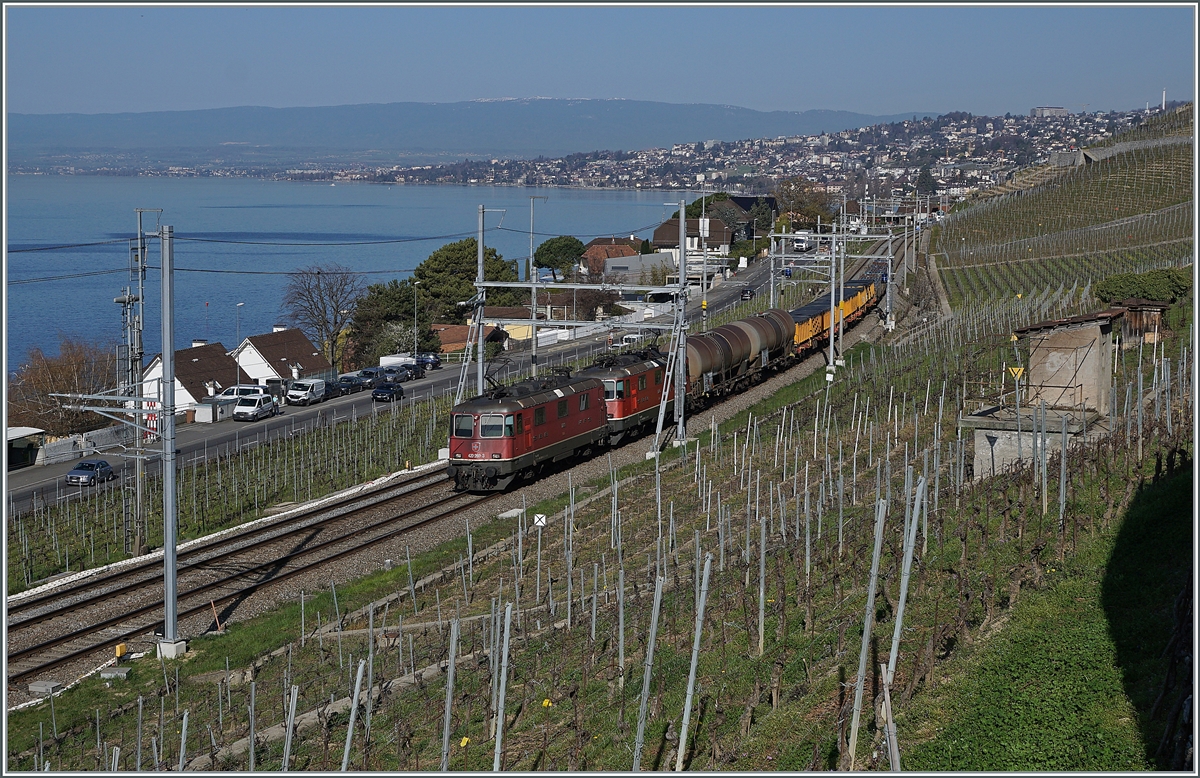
6,176 -> 684,367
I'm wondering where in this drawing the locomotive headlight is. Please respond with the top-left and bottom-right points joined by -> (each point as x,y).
491,453 -> 501,459
454,453 -> 463,458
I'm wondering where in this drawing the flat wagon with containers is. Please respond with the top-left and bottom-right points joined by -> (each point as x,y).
448,278 -> 879,491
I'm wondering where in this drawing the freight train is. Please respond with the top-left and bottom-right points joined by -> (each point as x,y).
447,278 -> 880,491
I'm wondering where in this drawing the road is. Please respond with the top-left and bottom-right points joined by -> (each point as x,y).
2,249 -> 824,514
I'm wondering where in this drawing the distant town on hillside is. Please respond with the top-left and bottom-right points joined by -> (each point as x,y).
9,101 -> 1188,202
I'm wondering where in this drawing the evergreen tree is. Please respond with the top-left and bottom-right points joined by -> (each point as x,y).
916,165 -> 937,195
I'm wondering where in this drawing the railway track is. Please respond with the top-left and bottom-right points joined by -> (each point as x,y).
7,238 -> 904,694
7,468 -> 500,689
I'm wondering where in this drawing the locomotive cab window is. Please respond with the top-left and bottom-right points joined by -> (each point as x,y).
603,380 -> 617,400
534,407 -> 545,426
515,415 -> 524,435
638,375 -> 647,391
453,414 -> 474,438
505,415 -> 515,437
655,369 -> 662,385
579,393 -> 590,411
480,414 -> 505,438
557,399 -> 569,418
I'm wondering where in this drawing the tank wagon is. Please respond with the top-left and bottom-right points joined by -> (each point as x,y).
448,278 -> 879,491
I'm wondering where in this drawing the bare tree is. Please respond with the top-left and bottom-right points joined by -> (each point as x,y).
281,264 -> 365,372
7,335 -> 119,436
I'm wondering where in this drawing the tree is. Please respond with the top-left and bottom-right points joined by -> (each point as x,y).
412,238 -> 520,323
281,263 -> 365,372
747,197 -> 773,239
639,239 -> 654,255
346,279 -> 441,370
7,335 -> 119,436
916,166 -> 937,195
773,177 -> 836,231
534,236 -> 585,281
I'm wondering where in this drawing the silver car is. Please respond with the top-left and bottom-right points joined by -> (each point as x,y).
233,394 -> 278,421
65,459 -> 116,486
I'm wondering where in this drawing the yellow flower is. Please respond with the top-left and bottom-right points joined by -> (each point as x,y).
461,736 -> 470,747
543,698 -> 553,707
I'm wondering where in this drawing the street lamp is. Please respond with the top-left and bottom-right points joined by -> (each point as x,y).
235,302 -> 244,390
412,280 -> 421,359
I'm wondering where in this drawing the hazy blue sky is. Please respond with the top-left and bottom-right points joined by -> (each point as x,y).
5,4 -> 1195,117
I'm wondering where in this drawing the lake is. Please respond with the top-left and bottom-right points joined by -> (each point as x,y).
6,176 -> 687,368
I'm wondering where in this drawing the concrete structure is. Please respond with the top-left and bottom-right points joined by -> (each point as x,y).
961,406 -> 1095,481
1030,106 -> 1069,118
1014,309 -> 1121,413
959,308 -> 1122,481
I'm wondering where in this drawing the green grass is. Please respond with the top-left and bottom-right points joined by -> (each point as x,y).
901,462 -> 1191,771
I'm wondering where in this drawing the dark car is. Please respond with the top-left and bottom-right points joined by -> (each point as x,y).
372,382 -> 404,402
65,458 -> 116,486
416,353 -> 442,370
323,382 -> 344,401
337,375 -> 363,394
740,287 -> 757,301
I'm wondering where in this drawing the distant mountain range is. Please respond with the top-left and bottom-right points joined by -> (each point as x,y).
7,98 -> 937,168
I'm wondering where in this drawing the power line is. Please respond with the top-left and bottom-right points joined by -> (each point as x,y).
7,238 -> 132,253
172,231 -> 477,247
9,269 -> 129,285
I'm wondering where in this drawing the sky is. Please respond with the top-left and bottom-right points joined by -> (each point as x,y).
4,4 -> 1196,118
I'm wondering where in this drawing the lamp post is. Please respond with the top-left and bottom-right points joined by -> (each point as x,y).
412,280 -> 421,359
529,195 -> 547,377
234,302 -> 244,390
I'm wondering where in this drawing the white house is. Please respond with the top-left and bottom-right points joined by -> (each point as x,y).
142,340 -> 252,415
231,326 -> 335,384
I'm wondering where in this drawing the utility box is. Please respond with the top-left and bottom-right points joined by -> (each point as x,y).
28,680 -> 60,696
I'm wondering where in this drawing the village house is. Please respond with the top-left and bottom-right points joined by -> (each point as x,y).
231,326 -> 335,385
141,340 -> 252,416
651,217 -> 735,256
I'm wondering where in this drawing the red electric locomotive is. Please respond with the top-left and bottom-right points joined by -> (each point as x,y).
447,372 -> 606,491
578,350 -> 674,446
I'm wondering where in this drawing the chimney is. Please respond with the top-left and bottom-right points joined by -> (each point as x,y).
273,324 -> 287,333
291,364 -> 301,380
191,339 -> 207,348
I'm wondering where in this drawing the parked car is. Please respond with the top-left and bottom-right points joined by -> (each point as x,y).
233,394 -> 279,422
286,379 -> 326,406
371,382 -> 404,402
415,353 -> 442,370
382,365 -> 409,383
386,364 -> 425,382
323,382 -> 344,401
65,459 -> 115,486
337,375 -> 366,394
740,287 -> 757,301
217,384 -> 269,400
358,368 -> 386,388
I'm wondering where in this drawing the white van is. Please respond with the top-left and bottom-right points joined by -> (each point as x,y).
217,384 -> 269,400
286,379 -> 326,406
